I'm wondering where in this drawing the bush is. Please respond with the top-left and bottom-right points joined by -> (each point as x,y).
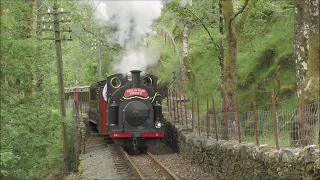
0,97 -> 65,179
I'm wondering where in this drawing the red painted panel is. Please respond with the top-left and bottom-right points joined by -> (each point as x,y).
100,87 -> 108,135
109,133 -> 133,138
74,88 -> 78,101
89,88 -> 91,119
124,88 -> 148,98
141,132 -> 164,138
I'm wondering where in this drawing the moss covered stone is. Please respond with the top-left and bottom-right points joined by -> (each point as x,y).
279,84 -> 296,99
277,53 -> 295,69
256,48 -> 277,69
238,72 -> 255,90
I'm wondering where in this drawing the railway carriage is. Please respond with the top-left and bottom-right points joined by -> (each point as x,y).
89,70 -> 164,151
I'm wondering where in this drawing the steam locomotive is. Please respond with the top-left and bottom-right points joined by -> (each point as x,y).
89,70 -> 163,151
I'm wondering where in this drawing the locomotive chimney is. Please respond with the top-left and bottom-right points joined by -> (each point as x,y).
130,70 -> 141,88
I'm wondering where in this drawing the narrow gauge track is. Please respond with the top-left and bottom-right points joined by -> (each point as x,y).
119,146 -> 180,180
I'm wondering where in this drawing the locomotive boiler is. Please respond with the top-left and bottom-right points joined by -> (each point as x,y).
89,70 -> 163,151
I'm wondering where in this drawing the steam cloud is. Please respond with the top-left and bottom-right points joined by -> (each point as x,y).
97,1 -> 163,74
180,0 -> 192,7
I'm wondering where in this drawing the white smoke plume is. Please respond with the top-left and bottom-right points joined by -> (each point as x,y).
180,0 -> 192,7
96,1 -> 163,74
93,1 -> 108,23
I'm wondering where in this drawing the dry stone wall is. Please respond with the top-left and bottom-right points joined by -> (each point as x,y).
163,121 -> 320,179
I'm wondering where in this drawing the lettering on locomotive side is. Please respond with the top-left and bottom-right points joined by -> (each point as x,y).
124,88 -> 148,98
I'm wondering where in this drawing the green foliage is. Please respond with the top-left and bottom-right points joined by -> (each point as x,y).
238,6 -> 296,111
0,0 -> 302,178
152,0 -> 222,113
148,35 -> 181,82
0,0 -> 107,179
0,93 -> 64,179
242,0 -> 293,39
152,0 -> 297,113
83,59 -> 98,85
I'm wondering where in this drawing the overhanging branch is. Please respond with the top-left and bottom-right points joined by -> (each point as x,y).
228,0 -> 249,35
184,8 -> 215,44
230,0 -> 249,24
82,26 -> 122,53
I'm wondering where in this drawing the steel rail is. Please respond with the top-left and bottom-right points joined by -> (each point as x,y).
118,146 -> 145,180
119,145 -> 180,180
146,151 -> 180,180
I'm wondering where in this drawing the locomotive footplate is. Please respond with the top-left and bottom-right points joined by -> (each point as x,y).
109,131 -> 164,138
109,131 -> 164,152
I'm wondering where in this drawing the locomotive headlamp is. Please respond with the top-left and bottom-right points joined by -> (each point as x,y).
155,121 -> 162,128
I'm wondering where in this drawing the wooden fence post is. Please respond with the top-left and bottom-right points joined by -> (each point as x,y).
197,98 -> 200,136
176,92 -> 179,123
167,89 -> 170,116
173,90 -> 176,121
223,95 -> 228,141
180,94 -> 183,125
235,96 -> 242,143
192,99 -> 194,131
184,95 -> 188,129
73,101 -> 80,171
271,90 -> 280,150
252,90 -> 259,145
299,84 -> 306,147
212,98 -> 218,141
206,98 -> 210,139
169,89 -> 172,117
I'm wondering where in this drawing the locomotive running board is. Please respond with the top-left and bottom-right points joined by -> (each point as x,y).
141,132 -> 164,138
109,133 -> 133,138
109,132 -> 164,138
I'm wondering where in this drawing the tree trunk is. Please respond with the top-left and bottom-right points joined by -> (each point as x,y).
24,0 -> 35,38
294,0 -> 309,97
36,0 -> 42,39
222,0 -> 236,112
223,26 -> 238,112
221,0 -> 257,139
219,0 -> 224,101
292,0 -> 319,146
305,0 -> 320,103
1,3 -> 7,85
23,0 -> 35,98
35,0 -> 44,90
181,21 -> 189,93
221,0 -> 257,111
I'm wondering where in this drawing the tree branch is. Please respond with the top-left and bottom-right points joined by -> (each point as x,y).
82,26 -> 96,36
230,0 -> 249,24
236,0 -> 257,34
82,26 -> 122,53
228,0 -> 249,35
184,7 -> 215,44
102,43 -> 122,53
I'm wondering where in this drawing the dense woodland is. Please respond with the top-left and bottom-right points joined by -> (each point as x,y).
0,0 -> 319,179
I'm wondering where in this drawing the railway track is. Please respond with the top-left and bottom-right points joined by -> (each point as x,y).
119,146 -> 180,180
83,133 -> 179,179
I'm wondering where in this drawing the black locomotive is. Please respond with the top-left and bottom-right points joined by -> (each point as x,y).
89,70 -> 163,151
